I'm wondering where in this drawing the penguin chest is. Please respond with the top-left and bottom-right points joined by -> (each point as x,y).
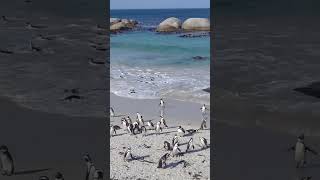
295,143 -> 305,162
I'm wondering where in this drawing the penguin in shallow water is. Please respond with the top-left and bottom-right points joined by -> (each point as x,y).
199,137 -> 208,149
110,107 -> 115,117
55,172 -> 64,180
177,126 -> 185,136
124,148 -> 133,161
186,138 -> 195,152
164,141 -> 171,151
0,145 -> 14,176
160,116 -> 168,128
288,134 -> 318,168
201,104 -> 207,114
157,153 -> 170,169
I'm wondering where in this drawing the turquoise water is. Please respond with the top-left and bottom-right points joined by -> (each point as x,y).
110,9 -> 210,104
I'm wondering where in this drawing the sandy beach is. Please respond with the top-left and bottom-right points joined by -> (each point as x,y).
110,93 -> 211,180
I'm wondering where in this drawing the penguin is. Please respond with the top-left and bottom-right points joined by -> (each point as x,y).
177,126 -> 185,136
200,119 -> 207,130
139,116 -> 145,126
186,138 -> 195,152
136,112 -> 142,122
110,125 -> 121,137
186,129 -> 197,135
132,121 -> 140,134
157,153 -> 170,169
147,120 -> 154,130
201,104 -> 207,114
172,143 -> 182,157
160,116 -> 168,128
140,126 -> 147,135
159,98 -> 165,108
110,107 -> 115,117
93,169 -> 103,180
121,118 -> 128,129
0,145 -> 14,176
39,176 -> 49,180
164,141 -> 171,151
155,121 -> 162,135
127,123 -> 135,135
288,134 -> 318,168
172,134 -> 179,146
124,148 -> 133,161
83,153 -> 96,180
55,172 -> 64,180
199,137 -> 208,149
126,116 -> 132,124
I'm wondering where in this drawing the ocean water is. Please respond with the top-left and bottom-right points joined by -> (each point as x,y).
110,9 -> 210,104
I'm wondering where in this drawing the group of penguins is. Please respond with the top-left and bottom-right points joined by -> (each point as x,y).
110,98 -> 210,169
0,146 -> 103,180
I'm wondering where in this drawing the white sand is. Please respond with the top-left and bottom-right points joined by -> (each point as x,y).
110,93 -> 211,180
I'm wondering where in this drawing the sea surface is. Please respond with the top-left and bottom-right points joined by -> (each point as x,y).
110,9 -> 210,104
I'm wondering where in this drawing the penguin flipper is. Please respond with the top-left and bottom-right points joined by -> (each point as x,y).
306,146 -> 318,155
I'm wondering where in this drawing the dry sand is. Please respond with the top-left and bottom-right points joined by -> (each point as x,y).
110,93 -> 211,180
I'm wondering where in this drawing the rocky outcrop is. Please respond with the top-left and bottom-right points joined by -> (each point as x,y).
182,18 -> 210,31
110,18 -> 138,33
156,17 -> 182,32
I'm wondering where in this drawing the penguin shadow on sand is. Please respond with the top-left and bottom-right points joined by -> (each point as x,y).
183,146 -> 210,155
165,160 -> 188,169
111,132 -> 127,137
13,168 -> 51,176
144,130 -> 176,137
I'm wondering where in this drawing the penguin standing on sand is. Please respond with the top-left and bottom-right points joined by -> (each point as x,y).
157,153 -> 170,169
155,121 -> 162,135
124,148 -> 133,161
186,138 -> 195,152
110,107 -> 115,117
147,120 -> 154,130
55,172 -> 64,180
0,145 -> 14,176
121,118 -> 128,129
159,98 -> 165,108
201,104 -> 208,119
172,143 -> 182,157
172,134 -> 179,146
199,137 -> 208,149
110,125 -> 121,137
164,141 -> 171,151
200,118 -> 207,130
288,134 -> 318,168
83,154 -> 96,180
126,116 -> 132,124
127,123 -> 135,135
177,126 -> 185,137
139,116 -> 145,126
136,112 -> 142,122
160,116 -> 168,128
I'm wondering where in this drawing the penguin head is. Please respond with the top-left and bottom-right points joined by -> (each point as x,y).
0,145 -> 8,152
83,153 -> 91,162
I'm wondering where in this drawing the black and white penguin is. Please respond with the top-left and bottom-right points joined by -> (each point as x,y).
160,116 -> 168,128
155,121 -> 162,134
147,120 -> 154,130
136,112 -> 142,122
139,116 -> 145,126
159,98 -> 165,108
121,118 -> 128,129
157,153 -> 170,169
172,143 -> 182,157
200,119 -> 207,130
0,145 -> 14,176
55,172 -> 64,180
127,123 -> 135,135
110,125 -> 121,137
124,148 -> 133,161
288,134 -> 318,168
140,126 -> 147,135
177,126 -> 185,136
199,137 -> 208,149
126,116 -> 132,124
172,134 -> 179,146
83,153 -> 95,180
163,141 -> 171,151
93,169 -> 103,180
186,129 -> 197,135
186,138 -> 195,152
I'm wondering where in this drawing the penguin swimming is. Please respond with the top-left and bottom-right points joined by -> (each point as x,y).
199,137 -> 208,149
186,138 -> 195,152
93,169 -> 103,180
110,107 -> 115,117
55,172 -> 64,180
177,126 -> 185,136
160,116 -> 168,128
0,145 -> 14,176
172,143 -> 183,157
157,153 -> 170,169
288,134 -> 318,168
164,141 -> 171,151
172,134 -> 179,146
124,148 -> 133,161
83,153 -> 95,180
155,121 -> 162,135
147,120 -> 154,129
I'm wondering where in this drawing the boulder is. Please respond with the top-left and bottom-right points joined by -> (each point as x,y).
156,17 -> 182,32
182,18 -> 210,31
110,18 -> 138,32
110,18 -> 121,25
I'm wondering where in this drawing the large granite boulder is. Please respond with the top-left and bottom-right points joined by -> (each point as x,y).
182,18 -> 210,31
156,17 -> 182,32
110,18 -> 138,32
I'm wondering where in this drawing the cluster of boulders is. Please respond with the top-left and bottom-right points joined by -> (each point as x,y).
156,17 -> 210,32
110,18 -> 138,33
